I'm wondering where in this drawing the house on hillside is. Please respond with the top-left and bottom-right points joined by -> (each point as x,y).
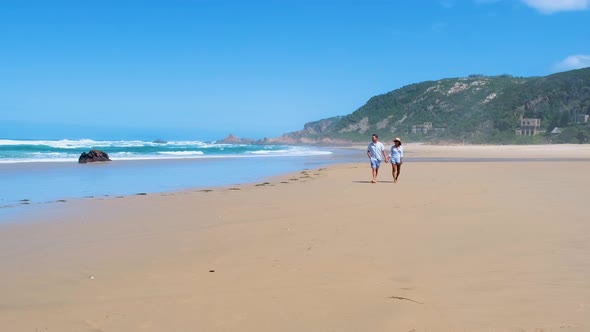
577,114 -> 589,123
411,122 -> 446,134
411,122 -> 432,134
515,117 -> 541,136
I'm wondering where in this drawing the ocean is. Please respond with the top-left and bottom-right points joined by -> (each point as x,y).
0,138 -> 361,221
0,138 -> 335,163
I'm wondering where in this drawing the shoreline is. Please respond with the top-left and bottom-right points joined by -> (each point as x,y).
0,164 -> 341,226
3,143 -> 590,223
0,148 -> 362,218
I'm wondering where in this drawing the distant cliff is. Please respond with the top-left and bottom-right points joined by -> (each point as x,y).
271,67 -> 590,144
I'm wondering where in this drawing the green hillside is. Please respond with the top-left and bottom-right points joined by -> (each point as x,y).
274,67 -> 590,144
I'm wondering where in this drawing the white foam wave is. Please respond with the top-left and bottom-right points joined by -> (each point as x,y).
0,139 -> 100,149
30,152 -> 71,158
110,152 -> 138,158
0,157 -> 78,163
158,151 -> 205,156
0,144 -> 332,163
248,148 -> 332,157
248,149 -> 291,154
0,139 -> 209,149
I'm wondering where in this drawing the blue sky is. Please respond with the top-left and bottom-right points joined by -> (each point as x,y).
1,0 -> 589,140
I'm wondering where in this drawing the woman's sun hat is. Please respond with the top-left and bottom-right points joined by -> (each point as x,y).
393,137 -> 402,143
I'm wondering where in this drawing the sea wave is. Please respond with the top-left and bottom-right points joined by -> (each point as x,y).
158,151 -> 205,156
248,147 -> 332,156
30,152 -> 71,158
0,157 -> 77,163
0,139 -> 333,163
0,139 -> 102,149
0,139 -> 211,149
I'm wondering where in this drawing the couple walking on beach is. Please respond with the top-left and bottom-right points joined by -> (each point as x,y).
367,134 -> 403,183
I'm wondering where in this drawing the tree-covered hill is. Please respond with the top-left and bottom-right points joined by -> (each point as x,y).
270,67 -> 590,144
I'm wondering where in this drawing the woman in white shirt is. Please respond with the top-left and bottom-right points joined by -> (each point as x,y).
389,137 -> 404,183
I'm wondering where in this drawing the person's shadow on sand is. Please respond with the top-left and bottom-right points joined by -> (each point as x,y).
352,180 -> 394,184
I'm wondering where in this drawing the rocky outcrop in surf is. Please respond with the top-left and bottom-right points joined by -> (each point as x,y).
78,149 -> 111,163
219,134 -> 256,144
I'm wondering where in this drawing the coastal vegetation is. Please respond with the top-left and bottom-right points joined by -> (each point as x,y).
273,67 -> 590,144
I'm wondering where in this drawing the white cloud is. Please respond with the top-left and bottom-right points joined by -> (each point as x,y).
553,55 -> 590,72
521,0 -> 589,14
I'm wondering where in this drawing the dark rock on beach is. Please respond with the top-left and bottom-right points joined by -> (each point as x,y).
78,149 -> 111,163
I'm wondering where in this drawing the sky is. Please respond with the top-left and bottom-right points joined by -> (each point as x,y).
1,0 -> 589,140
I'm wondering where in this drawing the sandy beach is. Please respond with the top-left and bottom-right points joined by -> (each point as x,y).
1,145 -> 589,332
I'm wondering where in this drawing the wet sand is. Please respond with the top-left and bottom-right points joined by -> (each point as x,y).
1,145 -> 589,331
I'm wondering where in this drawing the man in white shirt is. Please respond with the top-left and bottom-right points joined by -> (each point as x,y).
367,134 -> 388,183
